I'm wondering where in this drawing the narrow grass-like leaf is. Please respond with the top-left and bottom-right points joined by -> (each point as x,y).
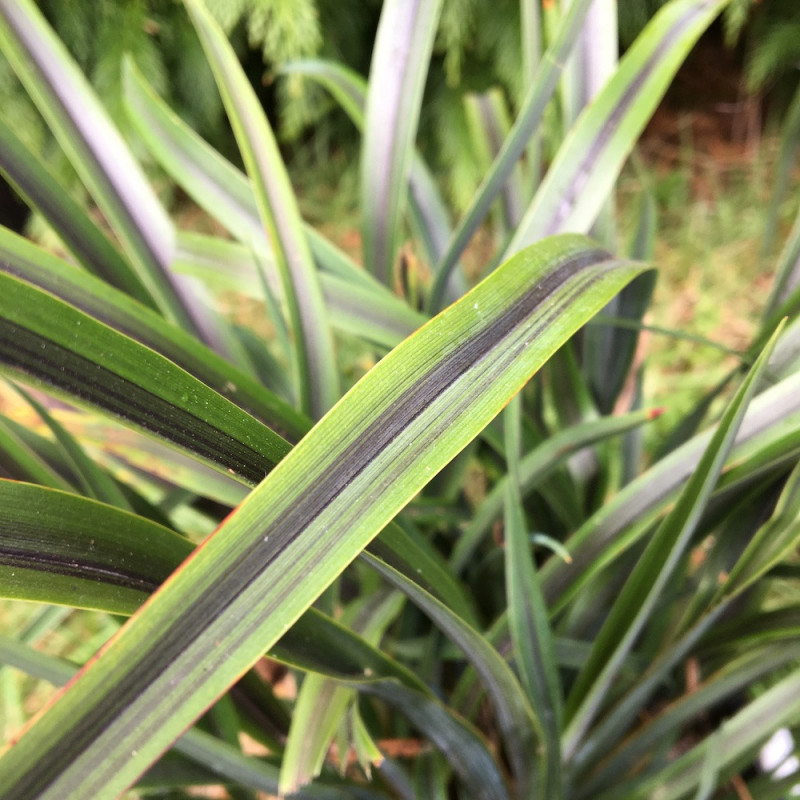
280,59 -> 457,275
122,58 -> 383,302
360,0 -> 443,285
0,226 -> 309,442
574,640 -> 800,797
364,681 -> 510,800
761,80 -> 800,261
280,592 -> 403,794
0,0 -> 207,336
0,272 -> 292,483
503,397 -> 562,798
451,409 -> 656,572
427,0 -> 595,311
561,321 -> 784,758
0,235 -> 642,798
184,0 -> 338,419
174,232 -> 424,350
540,369 -> 800,614
10,384 -> 131,509
363,551 -> 538,796
507,0 -> 729,252
0,416 -> 72,491
603,668 -> 800,800
0,118 -> 150,305
716,459 -> 800,599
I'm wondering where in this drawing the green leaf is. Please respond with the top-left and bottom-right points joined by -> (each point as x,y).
0,117 -> 151,306
508,0 -> 729,251
0,638 -> 372,800
503,397 -> 562,798
279,592 -> 403,794
363,550 -> 538,796
451,409 -> 656,572
0,225 -> 309,443
9,383 -> 132,509
184,0 -> 338,419
0,272 -> 292,484
0,415 -> 72,492
561,321 -> 784,758
360,0 -> 443,285
0,480 -> 193,614
540,368 -> 800,617
0,0 -> 206,335
0,234 -> 643,798
281,58 -> 458,276
428,0 -> 595,311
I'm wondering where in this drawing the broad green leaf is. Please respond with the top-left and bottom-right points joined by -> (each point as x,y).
184,0 -> 338,419
427,0 -> 595,311
0,480 -> 193,613
0,0 -> 207,336
0,638 -> 373,800
360,0 -> 443,285
0,118 -> 150,306
0,226 -> 309,442
0,235 -> 642,798
561,322 -> 783,758
507,0 -> 729,252
0,272 -> 292,484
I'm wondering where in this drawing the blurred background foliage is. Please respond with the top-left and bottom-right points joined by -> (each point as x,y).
1,0 -> 798,214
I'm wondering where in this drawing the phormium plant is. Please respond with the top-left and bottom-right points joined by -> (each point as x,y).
1,0 -> 800,798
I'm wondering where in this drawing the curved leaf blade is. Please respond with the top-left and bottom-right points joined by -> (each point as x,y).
0,272 -> 292,484
360,0 -> 443,285
0,118 -> 151,306
0,0 -> 205,336
0,234 -> 643,799
0,226 -> 309,442
184,0 -> 338,419
508,0 -> 729,252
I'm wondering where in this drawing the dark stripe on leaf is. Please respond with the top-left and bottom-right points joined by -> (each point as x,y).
0,319 -> 274,484
2,246 -> 613,799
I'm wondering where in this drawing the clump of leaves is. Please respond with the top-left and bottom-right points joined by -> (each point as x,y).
1,1 -> 800,799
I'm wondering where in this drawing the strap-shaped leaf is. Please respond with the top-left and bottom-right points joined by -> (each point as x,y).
184,0 -> 338,419
562,322 -> 783,757
0,0 -> 204,336
0,481 -> 193,614
427,0 -> 595,310
508,0 -> 728,252
0,118 -> 151,306
0,234 -> 643,799
360,0 -> 443,285
0,226 -> 309,442
0,272 -> 292,484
